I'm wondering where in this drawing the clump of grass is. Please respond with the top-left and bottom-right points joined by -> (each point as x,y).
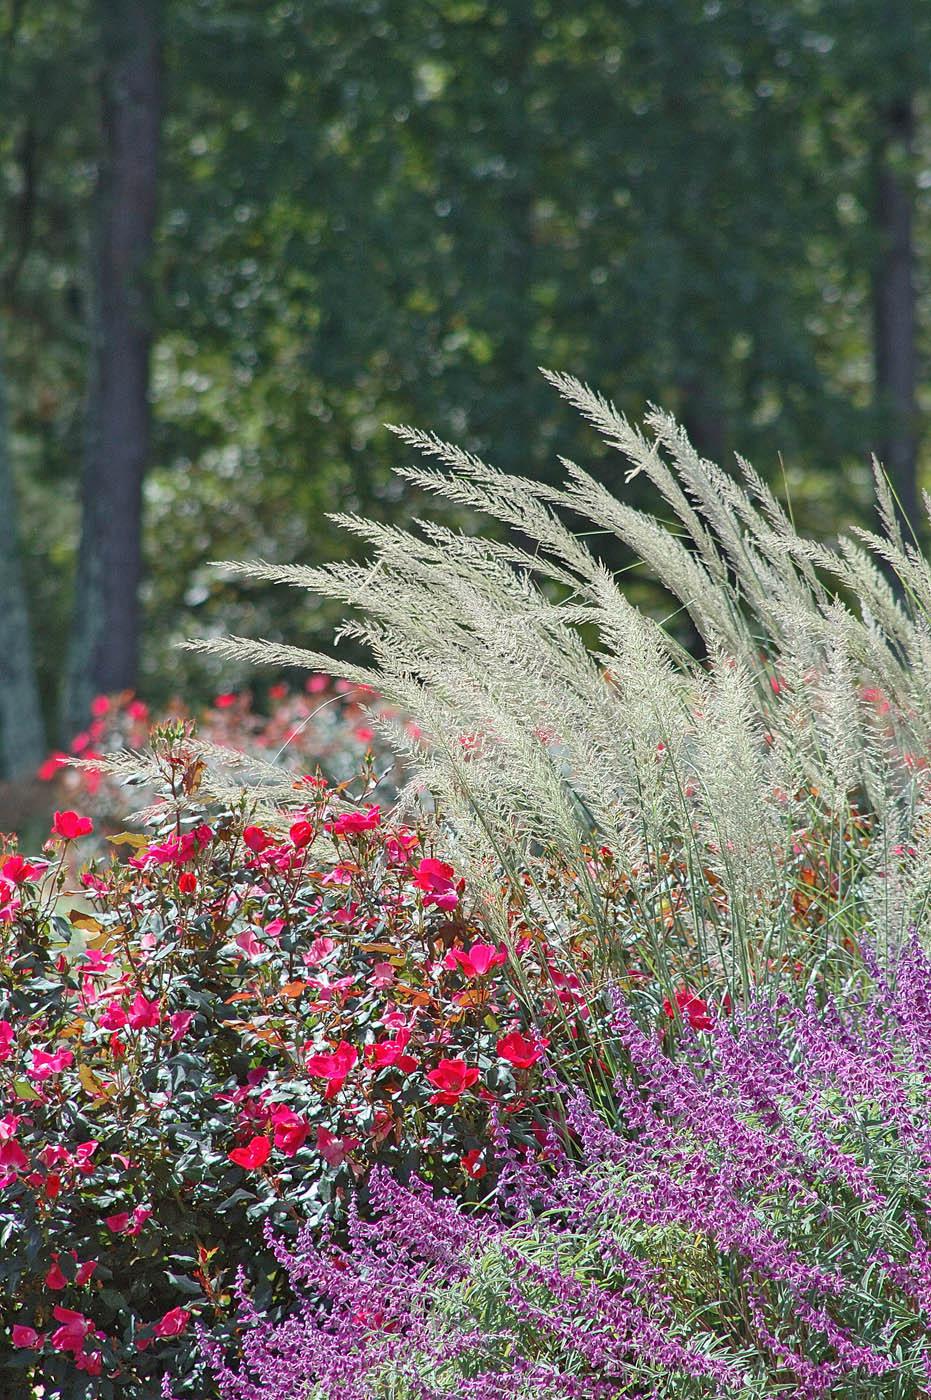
188,375 -> 931,1005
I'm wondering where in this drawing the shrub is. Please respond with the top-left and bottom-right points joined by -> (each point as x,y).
0,726 -> 596,1398
206,939 -> 931,1398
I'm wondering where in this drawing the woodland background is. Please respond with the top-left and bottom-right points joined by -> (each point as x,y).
1,0 -> 929,787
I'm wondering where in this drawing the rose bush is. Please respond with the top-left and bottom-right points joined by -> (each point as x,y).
1,726 -> 602,1398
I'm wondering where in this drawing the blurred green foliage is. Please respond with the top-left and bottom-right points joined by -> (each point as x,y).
1,0 -> 930,720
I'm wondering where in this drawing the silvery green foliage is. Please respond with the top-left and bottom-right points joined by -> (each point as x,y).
187,374 -> 931,994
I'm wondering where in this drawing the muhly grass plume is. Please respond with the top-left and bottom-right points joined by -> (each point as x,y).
198,937 -> 931,1399
185,374 -> 931,1005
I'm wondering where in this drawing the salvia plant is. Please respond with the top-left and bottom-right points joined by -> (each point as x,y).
202,937 -> 931,1399
187,377 -> 931,1006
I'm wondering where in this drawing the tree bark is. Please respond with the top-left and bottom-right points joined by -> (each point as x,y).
679,374 -> 727,467
63,0 -> 161,739
0,336 -> 46,779
871,93 -> 919,535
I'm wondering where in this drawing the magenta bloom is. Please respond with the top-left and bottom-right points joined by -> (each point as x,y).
169,1010 -> 194,1041
325,804 -> 381,836
315,1126 -> 360,1167
28,1047 -> 74,1080
98,1003 -> 129,1031
365,1029 -> 418,1074
426,1057 -> 479,1105
0,1138 -> 28,1172
105,1206 -> 151,1235
305,1039 -> 358,1098
445,941 -> 507,979
154,1306 -> 190,1339
127,993 -> 160,1030
412,857 -> 459,910
271,1107 -> 310,1157
496,1030 -> 548,1069
11,1324 -> 42,1349
50,1305 -> 94,1355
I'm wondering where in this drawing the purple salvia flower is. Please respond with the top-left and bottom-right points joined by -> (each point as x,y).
202,945 -> 931,1398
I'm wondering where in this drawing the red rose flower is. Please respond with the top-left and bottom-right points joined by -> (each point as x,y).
412,857 -> 459,910
228,1135 -> 271,1170
127,993 -> 160,1030
154,1306 -> 190,1339
305,1040 -> 358,1098
290,819 -> 314,848
426,1057 -> 479,1106
12,1325 -> 43,1349
50,1306 -> 93,1355
271,1107 -> 310,1157
365,1029 -> 418,1075
243,825 -> 273,853
663,987 -> 713,1031
0,1138 -> 29,1173
444,942 -> 507,979
315,1126 -> 360,1167
51,810 -> 94,841
1,855 -> 46,884
28,1048 -> 74,1080
325,804 -> 381,836
461,1148 -> 487,1179
496,1030 -> 548,1069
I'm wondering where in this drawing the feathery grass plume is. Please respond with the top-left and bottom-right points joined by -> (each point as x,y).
186,373 -> 931,1004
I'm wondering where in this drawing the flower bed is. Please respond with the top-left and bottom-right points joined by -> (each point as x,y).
15,387 -> 931,1398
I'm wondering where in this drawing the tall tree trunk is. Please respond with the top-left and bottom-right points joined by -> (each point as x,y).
0,336 -> 46,778
871,92 -> 919,535
63,0 -> 161,739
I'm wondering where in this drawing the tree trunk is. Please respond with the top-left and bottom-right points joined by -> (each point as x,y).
0,337 -> 46,779
63,0 -> 161,739
679,374 -> 727,467
871,93 -> 919,535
